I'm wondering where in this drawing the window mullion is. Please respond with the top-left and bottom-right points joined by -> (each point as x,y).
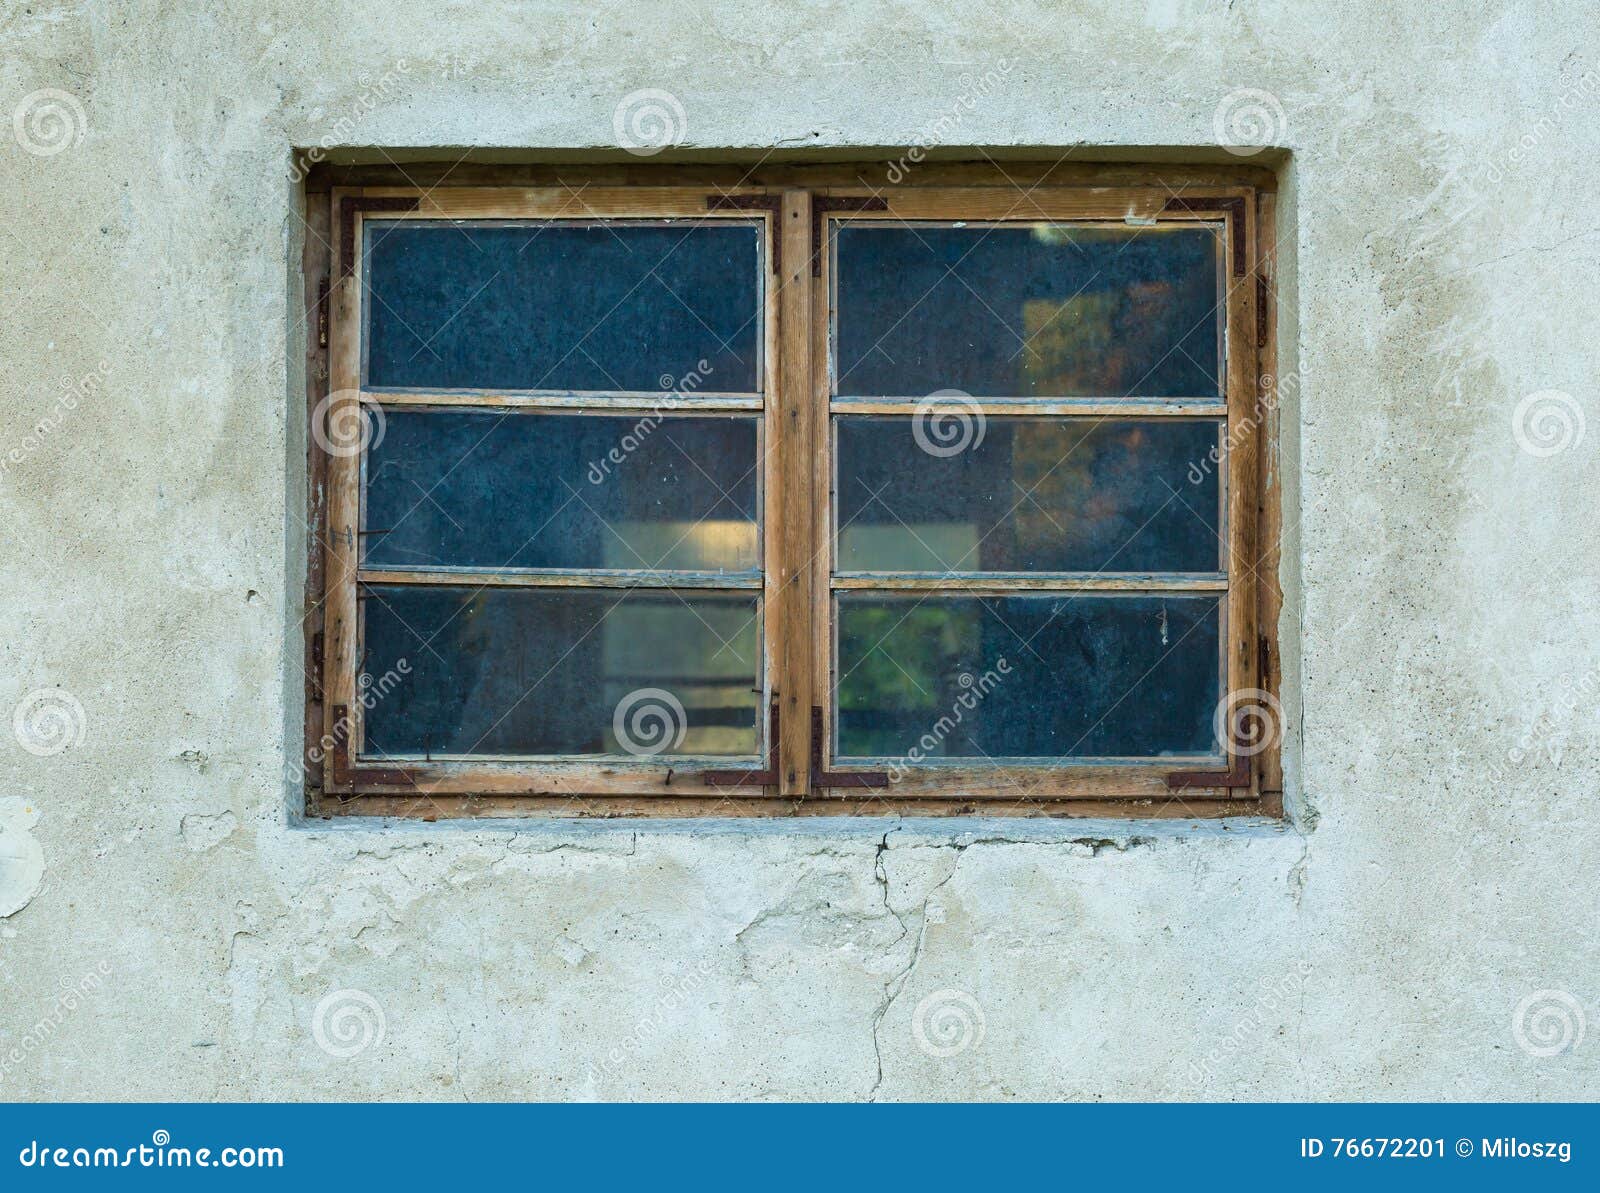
773,188 -> 815,796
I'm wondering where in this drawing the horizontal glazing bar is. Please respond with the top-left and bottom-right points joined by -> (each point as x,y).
364,391 -> 764,411
359,568 -> 763,589
829,397 -> 1227,417
830,573 -> 1226,592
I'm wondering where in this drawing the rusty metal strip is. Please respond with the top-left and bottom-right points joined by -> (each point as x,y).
1161,196 -> 1247,278
811,196 -> 888,276
326,703 -> 419,789
810,707 -> 889,788
339,196 -> 421,279
1165,754 -> 1252,790
702,702 -> 780,787
705,194 -> 783,274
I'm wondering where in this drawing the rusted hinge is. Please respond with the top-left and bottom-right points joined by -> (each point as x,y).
705,194 -> 783,274
1165,754 -> 1252,790
1161,196 -> 1247,278
339,196 -> 421,279
316,277 -> 330,348
326,703 -> 418,789
702,701 -> 780,787
811,196 -> 888,276
810,707 -> 888,788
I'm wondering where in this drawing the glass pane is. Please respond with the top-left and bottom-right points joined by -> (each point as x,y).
365,410 -> 759,572
362,586 -> 761,757
834,224 -> 1220,398
836,417 -> 1220,573
836,594 -> 1220,759
365,221 -> 761,392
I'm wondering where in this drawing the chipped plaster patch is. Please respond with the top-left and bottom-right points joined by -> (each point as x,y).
0,798 -> 44,917
181,810 -> 238,852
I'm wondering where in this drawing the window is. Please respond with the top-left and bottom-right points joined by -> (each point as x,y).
303,166 -> 1280,819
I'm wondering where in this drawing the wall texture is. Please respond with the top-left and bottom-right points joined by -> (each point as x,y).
2,0 -> 1597,1100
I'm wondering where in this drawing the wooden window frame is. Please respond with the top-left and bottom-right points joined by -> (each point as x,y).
301,163 -> 1281,821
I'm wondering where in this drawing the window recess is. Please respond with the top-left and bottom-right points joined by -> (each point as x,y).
306,171 -> 1279,819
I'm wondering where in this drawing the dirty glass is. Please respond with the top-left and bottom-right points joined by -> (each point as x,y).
834,225 -> 1221,397
364,221 -> 761,392
364,410 -> 759,572
835,417 -> 1221,573
835,594 -> 1220,759
361,586 -> 761,757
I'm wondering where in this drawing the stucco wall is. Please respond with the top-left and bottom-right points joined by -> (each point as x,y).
2,0 -> 1597,1100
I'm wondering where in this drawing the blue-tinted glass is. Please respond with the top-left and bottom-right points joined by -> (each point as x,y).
836,417 -> 1221,573
836,594 -> 1220,759
365,221 -> 760,392
835,225 -> 1220,397
362,586 -> 760,757
364,410 -> 758,572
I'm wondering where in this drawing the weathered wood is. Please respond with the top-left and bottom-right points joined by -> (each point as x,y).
830,573 -> 1228,592
309,173 -> 1280,813
357,568 -> 762,590
830,396 -> 1228,417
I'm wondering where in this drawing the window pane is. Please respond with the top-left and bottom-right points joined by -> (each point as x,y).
836,417 -> 1221,573
364,221 -> 761,392
834,225 -> 1220,397
364,410 -> 759,572
835,594 -> 1220,759
362,586 -> 761,757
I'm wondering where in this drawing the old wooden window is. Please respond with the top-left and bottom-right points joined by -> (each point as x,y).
303,166 -> 1280,819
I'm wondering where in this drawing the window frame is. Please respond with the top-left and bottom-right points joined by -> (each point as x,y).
302,165 -> 1281,820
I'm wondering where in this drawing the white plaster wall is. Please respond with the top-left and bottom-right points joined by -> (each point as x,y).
1,0 -> 1597,1100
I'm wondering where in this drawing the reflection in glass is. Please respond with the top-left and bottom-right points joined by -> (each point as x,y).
835,225 -> 1221,397
836,594 -> 1220,759
836,417 -> 1221,573
363,586 -> 761,757
365,411 -> 759,572
365,221 -> 761,392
